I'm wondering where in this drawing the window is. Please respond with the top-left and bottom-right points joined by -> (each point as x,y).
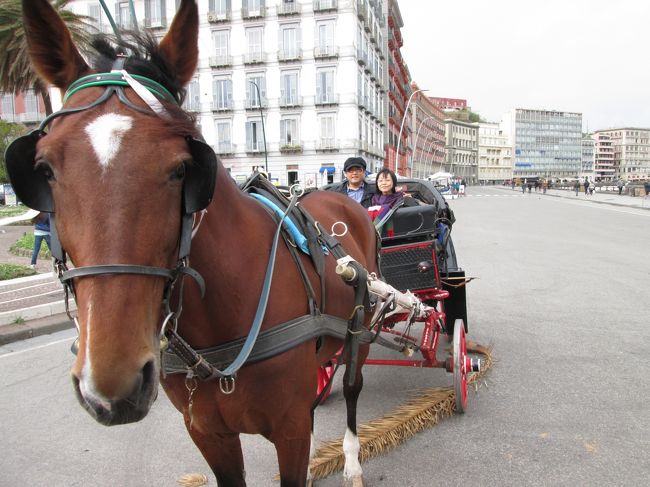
88,3 -> 110,33
209,0 -> 230,16
1,94 -> 14,116
212,78 -> 233,109
116,2 -> 131,28
24,90 -> 39,114
287,170 -> 299,186
280,25 -> 300,59
319,114 -> 335,148
215,119 -> 232,153
213,30 -> 230,57
182,77 -> 200,111
245,27 -> 264,61
280,72 -> 299,105
315,21 -> 335,57
280,117 -> 299,145
145,0 -> 165,27
315,69 -> 334,104
246,120 -> 264,152
246,73 -> 267,108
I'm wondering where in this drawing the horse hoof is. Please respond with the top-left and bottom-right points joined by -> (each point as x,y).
343,475 -> 364,487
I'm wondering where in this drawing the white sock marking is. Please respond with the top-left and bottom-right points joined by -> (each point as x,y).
85,114 -> 133,171
342,427 -> 363,480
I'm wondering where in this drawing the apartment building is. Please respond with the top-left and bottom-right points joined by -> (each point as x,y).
592,132 -> 615,181
444,119 -> 478,183
477,122 -> 512,184
501,108 -> 582,180
0,90 -> 46,126
407,85 -> 445,179
581,135 -> 595,180
593,127 -> 650,182
62,0 -> 387,187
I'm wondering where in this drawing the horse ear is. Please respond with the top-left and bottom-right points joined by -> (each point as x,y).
159,0 -> 199,87
22,0 -> 91,90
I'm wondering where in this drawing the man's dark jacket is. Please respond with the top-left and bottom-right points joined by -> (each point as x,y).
328,180 -> 374,208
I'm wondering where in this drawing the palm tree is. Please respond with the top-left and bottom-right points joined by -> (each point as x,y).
0,0 -> 95,116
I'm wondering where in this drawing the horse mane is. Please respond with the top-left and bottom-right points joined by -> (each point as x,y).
90,32 -> 198,137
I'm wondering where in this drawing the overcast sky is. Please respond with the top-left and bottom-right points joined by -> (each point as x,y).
398,0 -> 650,132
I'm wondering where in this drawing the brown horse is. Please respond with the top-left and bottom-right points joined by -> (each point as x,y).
13,1 -> 378,485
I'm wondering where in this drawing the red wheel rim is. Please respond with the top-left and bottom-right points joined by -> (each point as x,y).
453,319 -> 468,413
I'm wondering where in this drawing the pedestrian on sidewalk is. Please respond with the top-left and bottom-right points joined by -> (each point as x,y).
618,179 -> 624,195
30,212 -> 51,269
588,180 -> 595,196
583,177 -> 590,195
574,180 -> 580,196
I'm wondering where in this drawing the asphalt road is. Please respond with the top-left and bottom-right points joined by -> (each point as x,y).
1,186 -> 649,486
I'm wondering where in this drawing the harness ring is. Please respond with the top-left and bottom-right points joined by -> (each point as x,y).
331,221 -> 348,237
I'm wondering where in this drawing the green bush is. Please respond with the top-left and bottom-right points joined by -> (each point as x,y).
9,233 -> 51,258
0,204 -> 29,218
0,263 -> 36,281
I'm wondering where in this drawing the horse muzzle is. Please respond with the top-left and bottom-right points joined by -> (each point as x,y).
72,359 -> 159,426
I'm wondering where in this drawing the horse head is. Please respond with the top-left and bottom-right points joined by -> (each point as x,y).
11,0 -> 211,425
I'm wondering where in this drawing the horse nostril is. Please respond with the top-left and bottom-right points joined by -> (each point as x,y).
141,360 -> 156,392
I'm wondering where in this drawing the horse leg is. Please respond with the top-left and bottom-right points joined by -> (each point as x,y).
342,364 -> 365,487
188,429 -> 246,487
270,415 -> 312,487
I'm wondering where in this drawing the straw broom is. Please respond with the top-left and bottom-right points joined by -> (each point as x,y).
308,342 -> 493,480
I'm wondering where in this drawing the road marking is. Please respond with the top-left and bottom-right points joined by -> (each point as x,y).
0,333 -> 75,359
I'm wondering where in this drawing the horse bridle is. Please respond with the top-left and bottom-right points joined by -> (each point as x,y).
5,63 -> 217,321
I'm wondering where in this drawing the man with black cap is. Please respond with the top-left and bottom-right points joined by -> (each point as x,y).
328,156 -> 374,208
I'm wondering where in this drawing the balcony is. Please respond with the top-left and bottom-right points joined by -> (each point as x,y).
246,141 -> 265,153
207,10 -> 231,23
313,0 -> 337,12
356,0 -> 367,20
315,93 -> 339,106
18,112 -> 45,123
211,100 -> 233,112
356,48 -> 367,66
182,101 -> 201,112
314,45 -> 339,59
242,6 -> 266,19
279,95 -> 303,108
277,2 -> 301,16
245,99 -> 268,110
209,55 -> 232,68
278,47 -> 302,62
144,18 -> 166,29
215,142 -> 234,154
316,138 -> 339,151
243,52 -> 265,64
279,143 -> 303,153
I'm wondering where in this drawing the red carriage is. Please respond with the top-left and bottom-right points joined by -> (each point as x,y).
318,178 -> 480,412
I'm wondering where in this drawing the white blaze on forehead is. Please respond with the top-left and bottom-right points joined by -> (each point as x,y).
84,114 -> 133,170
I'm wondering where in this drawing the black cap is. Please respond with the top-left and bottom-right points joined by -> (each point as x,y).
343,157 -> 366,172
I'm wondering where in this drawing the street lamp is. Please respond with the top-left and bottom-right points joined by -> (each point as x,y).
395,88 -> 428,176
411,115 -> 438,178
249,81 -> 268,174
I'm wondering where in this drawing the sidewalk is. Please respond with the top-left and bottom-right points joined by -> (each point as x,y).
497,185 -> 650,210
0,224 -> 73,346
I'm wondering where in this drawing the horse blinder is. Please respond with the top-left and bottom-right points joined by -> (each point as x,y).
4,130 -> 54,212
183,137 -> 217,214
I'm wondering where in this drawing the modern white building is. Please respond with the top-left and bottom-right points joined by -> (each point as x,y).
66,0 -> 387,187
477,122 -> 513,184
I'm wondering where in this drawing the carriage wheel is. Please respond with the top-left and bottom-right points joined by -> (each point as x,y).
453,319 -> 469,413
316,362 -> 335,404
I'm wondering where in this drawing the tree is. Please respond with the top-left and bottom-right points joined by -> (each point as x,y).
0,118 -> 26,183
0,0 -> 95,115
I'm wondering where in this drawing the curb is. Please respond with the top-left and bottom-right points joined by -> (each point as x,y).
0,299 -> 75,326
0,271 -> 56,289
0,312 -> 74,346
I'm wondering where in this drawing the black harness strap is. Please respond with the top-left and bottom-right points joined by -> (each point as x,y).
162,313 -> 376,376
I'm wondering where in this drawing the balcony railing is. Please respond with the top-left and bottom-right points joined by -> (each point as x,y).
278,47 -> 302,62
246,141 -> 265,153
209,55 -> 232,67
211,100 -> 233,111
279,143 -> 303,153
313,0 -> 337,12
277,2 -> 301,15
215,142 -> 234,154
315,93 -> 339,106
314,45 -> 338,59
18,112 -> 46,123
242,6 -> 266,19
243,52 -> 265,64
279,95 -> 302,107
316,138 -> 338,151
245,99 -> 268,110
207,10 -> 231,22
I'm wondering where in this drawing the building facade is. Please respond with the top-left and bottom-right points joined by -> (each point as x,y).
0,90 -> 46,126
581,135 -> 595,180
592,132 -> 615,181
64,0 -> 387,187
406,88 -> 445,179
444,119 -> 478,183
477,122 -> 512,184
593,128 -> 650,182
501,108 -> 582,181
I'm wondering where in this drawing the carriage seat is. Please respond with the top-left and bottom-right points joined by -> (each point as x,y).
381,204 -> 439,247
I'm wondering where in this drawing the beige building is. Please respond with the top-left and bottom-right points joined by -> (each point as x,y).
444,119 -> 479,183
478,122 -> 513,184
593,128 -> 650,182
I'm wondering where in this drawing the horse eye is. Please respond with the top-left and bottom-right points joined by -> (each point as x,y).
172,164 -> 186,181
35,161 -> 55,181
